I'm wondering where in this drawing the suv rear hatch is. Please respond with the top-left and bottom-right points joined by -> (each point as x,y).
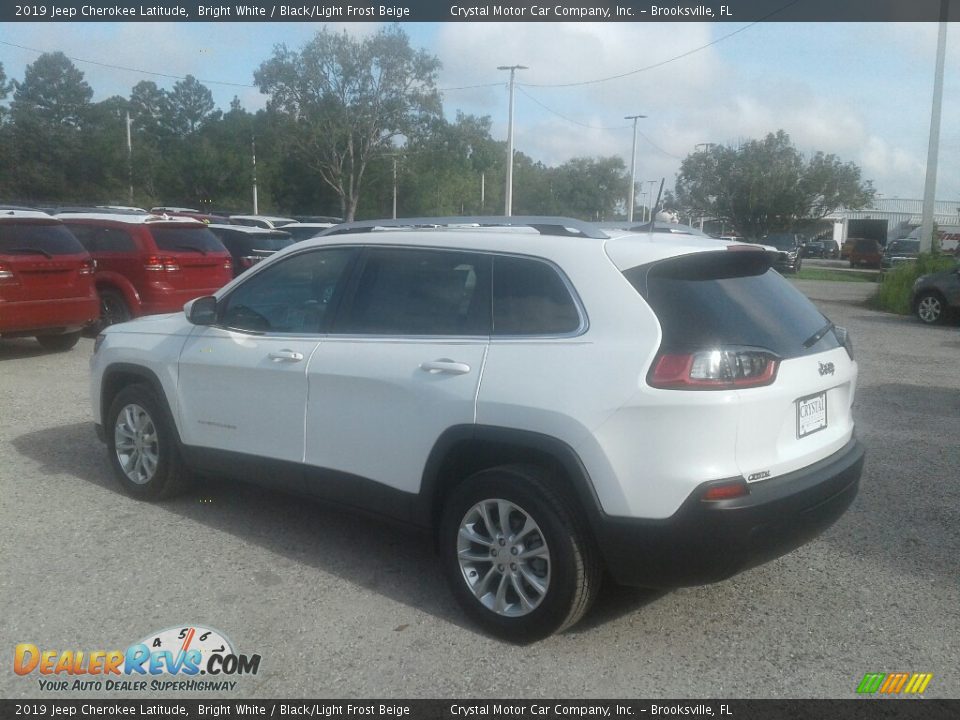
624,249 -> 857,482
0,219 -> 96,331
147,225 -> 233,289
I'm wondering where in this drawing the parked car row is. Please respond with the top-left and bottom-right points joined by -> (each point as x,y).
1,208 -> 339,352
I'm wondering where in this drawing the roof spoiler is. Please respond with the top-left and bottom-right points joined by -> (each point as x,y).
318,215 -> 610,240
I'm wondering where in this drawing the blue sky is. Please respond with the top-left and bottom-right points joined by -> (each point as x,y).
2,21 -> 957,202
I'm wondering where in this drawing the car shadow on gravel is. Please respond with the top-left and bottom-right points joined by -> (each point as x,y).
0,338 -> 59,361
12,421 -> 669,640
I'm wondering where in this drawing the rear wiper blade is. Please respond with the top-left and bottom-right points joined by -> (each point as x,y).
803,320 -> 834,348
5,247 -> 53,258
175,244 -> 207,255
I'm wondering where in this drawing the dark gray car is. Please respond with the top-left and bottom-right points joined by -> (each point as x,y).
911,264 -> 960,324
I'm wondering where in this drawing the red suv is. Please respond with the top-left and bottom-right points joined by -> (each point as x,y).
0,209 -> 99,350
59,213 -> 233,326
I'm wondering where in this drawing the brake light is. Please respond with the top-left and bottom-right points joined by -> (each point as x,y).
223,258 -> 234,271
78,258 -> 96,275
702,480 -> 749,501
833,325 -> 854,360
649,349 -> 778,390
0,262 -> 14,281
144,255 -> 180,272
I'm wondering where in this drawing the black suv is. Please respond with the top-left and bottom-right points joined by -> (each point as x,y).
762,233 -> 803,273
207,224 -> 295,277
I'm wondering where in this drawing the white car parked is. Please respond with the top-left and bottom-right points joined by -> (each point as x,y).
90,216 -> 864,641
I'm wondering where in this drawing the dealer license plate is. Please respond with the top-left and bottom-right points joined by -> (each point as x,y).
797,391 -> 827,438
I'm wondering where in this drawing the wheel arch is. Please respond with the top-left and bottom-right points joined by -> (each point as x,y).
416,425 -> 605,539
101,364 -> 180,445
95,273 -> 142,316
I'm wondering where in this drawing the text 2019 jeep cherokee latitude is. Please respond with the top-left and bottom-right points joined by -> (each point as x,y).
90,216 -> 864,641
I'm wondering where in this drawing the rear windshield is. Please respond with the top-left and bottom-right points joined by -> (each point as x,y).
0,221 -> 87,256
624,251 -> 840,358
150,226 -> 227,254
887,240 -> 919,253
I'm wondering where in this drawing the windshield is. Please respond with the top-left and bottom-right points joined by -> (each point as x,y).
887,240 -> 919,253
761,234 -> 797,250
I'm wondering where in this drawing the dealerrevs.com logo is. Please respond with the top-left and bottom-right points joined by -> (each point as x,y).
14,625 -> 261,692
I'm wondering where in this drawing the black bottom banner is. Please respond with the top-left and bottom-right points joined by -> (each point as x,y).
2,700 -> 958,720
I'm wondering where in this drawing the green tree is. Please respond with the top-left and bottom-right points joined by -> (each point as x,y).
168,75 -> 216,134
11,51 -> 92,127
255,25 -> 442,220
675,130 -> 874,238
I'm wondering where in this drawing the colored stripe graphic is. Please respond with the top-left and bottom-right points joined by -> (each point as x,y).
857,672 -> 933,694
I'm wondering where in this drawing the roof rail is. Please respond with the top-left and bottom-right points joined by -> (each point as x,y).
319,215 -> 610,240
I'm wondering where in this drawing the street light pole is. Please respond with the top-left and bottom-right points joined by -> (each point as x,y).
624,114 -> 646,222
125,111 -> 133,205
498,64 -> 527,216
920,0 -> 949,254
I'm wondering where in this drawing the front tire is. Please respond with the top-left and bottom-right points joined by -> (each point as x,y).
36,332 -> 81,351
439,466 -> 600,642
106,384 -> 189,499
916,292 -> 946,325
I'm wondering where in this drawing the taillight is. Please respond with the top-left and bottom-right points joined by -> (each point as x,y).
223,258 -> 234,271
649,348 -> 779,390
0,262 -> 14,281
144,255 -> 180,272
78,258 -> 96,275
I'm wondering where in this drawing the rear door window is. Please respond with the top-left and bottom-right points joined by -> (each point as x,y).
65,225 -> 136,253
336,247 -> 491,336
625,251 -> 840,358
492,255 -> 582,335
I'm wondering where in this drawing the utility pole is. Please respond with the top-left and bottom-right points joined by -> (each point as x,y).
125,111 -> 133,205
392,156 -> 398,219
624,114 -> 646,222
480,172 -> 485,214
251,135 -> 259,214
647,179 -> 658,222
498,64 -> 527,216
920,0 -> 949,254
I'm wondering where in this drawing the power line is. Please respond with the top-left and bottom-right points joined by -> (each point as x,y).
0,39 -> 255,88
520,0 -> 803,89
517,87 -> 631,131
439,81 -> 503,92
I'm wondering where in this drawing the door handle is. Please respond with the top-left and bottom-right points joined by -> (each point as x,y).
268,349 -> 304,362
420,359 -> 471,375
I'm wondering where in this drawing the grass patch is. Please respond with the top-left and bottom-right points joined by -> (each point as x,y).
869,254 -> 957,314
794,268 -> 876,283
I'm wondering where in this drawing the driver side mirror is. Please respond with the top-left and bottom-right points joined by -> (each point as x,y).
185,296 -> 218,325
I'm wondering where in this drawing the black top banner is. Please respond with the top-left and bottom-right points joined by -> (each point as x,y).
3,0 -> 959,23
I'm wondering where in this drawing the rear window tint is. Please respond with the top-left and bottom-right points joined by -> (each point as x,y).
64,224 -> 136,253
625,251 -> 839,358
492,255 -> 581,335
0,221 -> 87,256
150,227 -> 226,253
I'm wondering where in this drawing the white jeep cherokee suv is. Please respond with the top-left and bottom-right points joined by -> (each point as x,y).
90,216 -> 864,641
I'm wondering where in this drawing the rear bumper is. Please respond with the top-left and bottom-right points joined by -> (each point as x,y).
596,438 -> 865,587
0,296 -> 99,335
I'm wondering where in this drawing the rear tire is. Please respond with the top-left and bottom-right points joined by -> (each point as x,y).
99,289 -> 131,328
36,332 -> 81,351
106,384 -> 189,500
439,465 -> 600,642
